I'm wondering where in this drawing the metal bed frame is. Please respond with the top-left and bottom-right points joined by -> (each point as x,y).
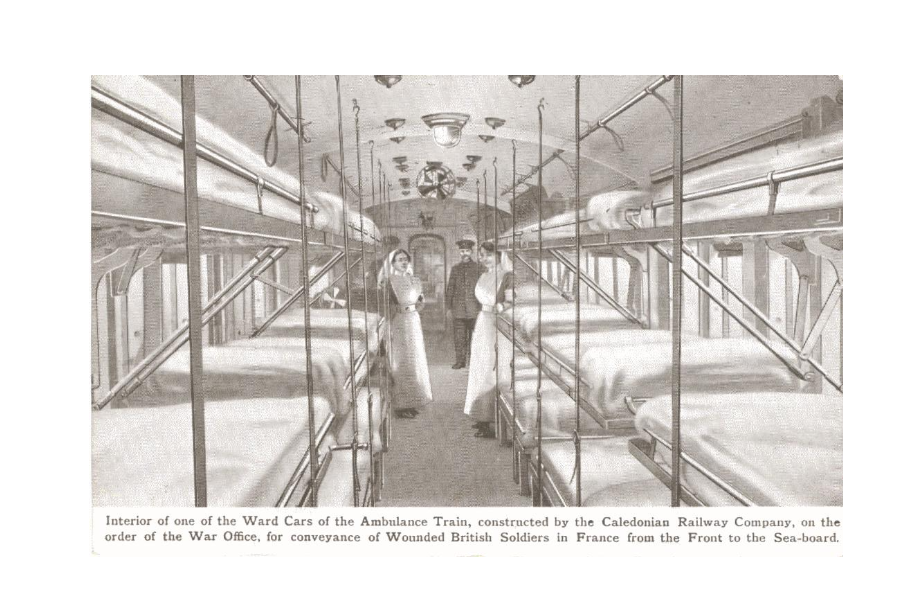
91,76 -> 388,507
496,75 -> 842,507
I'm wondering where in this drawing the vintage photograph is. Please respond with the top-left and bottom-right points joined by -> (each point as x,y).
90,75 -> 843,509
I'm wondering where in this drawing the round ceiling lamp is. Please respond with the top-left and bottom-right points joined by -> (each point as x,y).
374,75 -> 403,89
508,75 -> 536,88
390,136 -> 405,144
466,155 -> 482,164
478,134 -> 495,143
485,117 -> 506,130
422,113 -> 470,149
393,156 -> 408,165
462,162 -> 476,172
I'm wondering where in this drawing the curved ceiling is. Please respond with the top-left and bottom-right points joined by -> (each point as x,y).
146,75 -> 842,213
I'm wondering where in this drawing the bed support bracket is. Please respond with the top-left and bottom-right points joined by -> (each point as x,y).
549,248 -> 643,325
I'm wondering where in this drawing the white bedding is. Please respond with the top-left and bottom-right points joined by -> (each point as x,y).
137,337 -> 352,413
509,297 -> 638,339
582,334 -> 802,419
91,76 -> 379,242
502,322 -> 802,421
634,392 -> 842,506
503,129 -> 841,237
93,396 -> 333,506
653,129 -> 842,226
537,438 -> 669,507
263,308 -> 382,353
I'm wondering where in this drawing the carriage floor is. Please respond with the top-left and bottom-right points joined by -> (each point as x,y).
379,331 -> 530,507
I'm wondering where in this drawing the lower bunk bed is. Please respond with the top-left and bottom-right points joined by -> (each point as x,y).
628,392 -> 842,506
97,318 -> 388,506
93,396 -> 336,506
497,297 -> 809,505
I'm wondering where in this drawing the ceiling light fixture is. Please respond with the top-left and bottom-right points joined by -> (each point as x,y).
393,156 -> 408,165
422,113 -> 470,149
462,163 -> 476,172
396,164 -> 409,172
385,118 -> 405,131
466,155 -> 482,164
485,117 -> 506,130
390,136 -> 405,144
508,75 -> 536,88
374,75 -> 403,89
478,135 -> 495,143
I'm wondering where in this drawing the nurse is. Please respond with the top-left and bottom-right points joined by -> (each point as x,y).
382,249 -> 433,418
463,241 -> 514,437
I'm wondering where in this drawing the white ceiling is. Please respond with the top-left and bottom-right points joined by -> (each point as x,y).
146,75 -> 842,217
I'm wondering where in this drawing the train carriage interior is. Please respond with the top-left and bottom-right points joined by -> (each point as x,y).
91,74 -> 842,508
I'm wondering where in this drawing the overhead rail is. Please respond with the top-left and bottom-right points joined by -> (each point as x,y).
91,86 -> 318,214
501,75 -> 673,197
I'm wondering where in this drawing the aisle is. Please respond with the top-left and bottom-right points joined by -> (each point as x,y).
379,331 -> 530,507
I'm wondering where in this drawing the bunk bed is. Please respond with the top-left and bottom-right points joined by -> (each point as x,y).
628,392 -> 843,506
91,75 -> 386,508
496,76 -> 843,507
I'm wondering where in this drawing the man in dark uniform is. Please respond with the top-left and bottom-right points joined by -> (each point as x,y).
445,237 -> 483,369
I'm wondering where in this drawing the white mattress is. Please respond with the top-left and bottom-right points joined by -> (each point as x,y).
635,392 -> 842,506
537,438 -> 669,507
262,308 -> 382,353
93,396 -> 333,506
91,76 -> 379,242
504,129 -> 841,237
582,334 -> 802,420
509,295 -> 637,339
137,337 -> 352,413
653,129 -> 842,226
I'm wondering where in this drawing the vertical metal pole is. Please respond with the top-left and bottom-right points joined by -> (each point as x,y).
354,100 -> 376,505
670,76 -> 684,508
295,76 -> 319,507
493,158 -> 500,442
573,76 -> 582,507
484,170 -> 489,241
335,76 -> 360,507
476,179 -> 481,247
698,242 -> 711,337
721,256 -> 730,337
510,141 -> 518,469
180,75 -> 207,507
535,99 -> 546,505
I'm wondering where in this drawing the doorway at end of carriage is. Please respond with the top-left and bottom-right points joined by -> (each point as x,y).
408,233 -> 447,333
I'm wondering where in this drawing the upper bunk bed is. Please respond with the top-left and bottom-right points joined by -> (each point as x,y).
91,75 -> 381,255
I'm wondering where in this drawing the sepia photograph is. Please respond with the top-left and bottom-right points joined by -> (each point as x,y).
90,74 -> 843,512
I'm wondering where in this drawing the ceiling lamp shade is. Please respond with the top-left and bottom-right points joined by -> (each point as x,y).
485,117 -> 506,130
374,75 -> 403,88
385,118 -> 405,131
462,162 -> 476,172
508,75 -> 536,88
478,134 -> 495,143
390,136 -> 405,144
422,113 -> 470,149
393,156 -> 408,165
466,155 -> 482,164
